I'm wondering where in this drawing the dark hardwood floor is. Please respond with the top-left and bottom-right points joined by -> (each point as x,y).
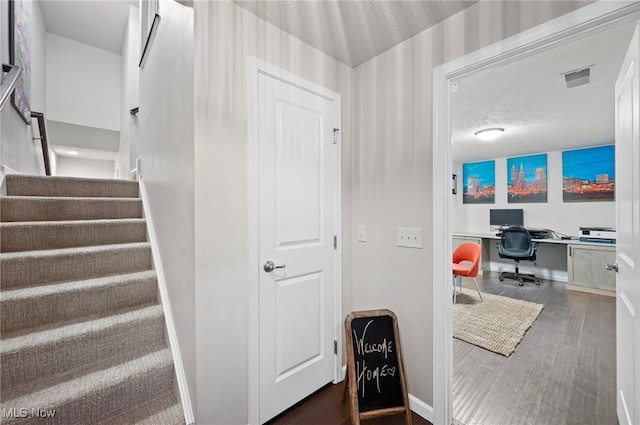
267,380 -> 431,425
453,272 -> 616,425
263,272 -> 615,425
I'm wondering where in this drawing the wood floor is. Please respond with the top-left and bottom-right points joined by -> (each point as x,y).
453,272 -> 616,425
262,272 -> 615,425
267,380 -> 431,425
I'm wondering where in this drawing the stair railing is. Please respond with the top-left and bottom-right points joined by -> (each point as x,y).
31,111 -> 52,176
2,65 -> 51,176
1,64 -> 22,112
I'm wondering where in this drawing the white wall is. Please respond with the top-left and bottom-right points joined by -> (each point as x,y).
194,1 -> 352,423
117,5 -> 140,176
136,0 -> 195,415
454,147 -> 616,236
1,0 -> 47,175
56,156 -> 115,179
46,33 -> 122,132
48,149 -> 57,176
351,0 -> 591,410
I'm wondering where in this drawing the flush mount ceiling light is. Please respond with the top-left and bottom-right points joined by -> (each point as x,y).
474,127 -> 504,141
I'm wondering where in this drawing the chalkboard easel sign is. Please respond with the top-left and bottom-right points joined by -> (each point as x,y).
345,309 -> 412,425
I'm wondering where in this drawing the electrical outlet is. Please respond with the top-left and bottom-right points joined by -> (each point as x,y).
358,225 -> 367,242
397,227 -> 422,249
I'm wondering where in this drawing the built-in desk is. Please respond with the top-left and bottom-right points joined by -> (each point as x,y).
452,232 -> 616,296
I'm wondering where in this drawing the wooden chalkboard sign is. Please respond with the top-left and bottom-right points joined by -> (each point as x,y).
345,309 -> 412,425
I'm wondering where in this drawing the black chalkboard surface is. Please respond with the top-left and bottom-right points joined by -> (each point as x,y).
345,310 -> 412,425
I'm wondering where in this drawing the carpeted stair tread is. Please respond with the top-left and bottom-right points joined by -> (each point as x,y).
0,176 -> 184,423
95,393 -> 185,425
1,271 -> 158,332
1,304 -> 164,351
4,175 -> 139,198
0,242 -> 152,289
1,342 -> 168,402
0,348 -> 174,425
0,305 -> 166,392
0,196 -> 143,222
0,219 -> 148,252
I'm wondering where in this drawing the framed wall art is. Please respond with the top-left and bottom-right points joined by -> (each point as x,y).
9,0 -> 32,124
562,145 -> 615,202
507,154 -> 547,203
462,160 -> 495,204
139,0 -> 160,68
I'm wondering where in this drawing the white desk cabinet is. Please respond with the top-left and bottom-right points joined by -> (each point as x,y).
567,244 -> 616,296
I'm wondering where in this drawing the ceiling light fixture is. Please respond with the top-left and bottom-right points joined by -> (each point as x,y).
474,127 -> 504,141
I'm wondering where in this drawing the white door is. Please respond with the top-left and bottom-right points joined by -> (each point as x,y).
615,22 -> 640,425
258,71 -> 339,423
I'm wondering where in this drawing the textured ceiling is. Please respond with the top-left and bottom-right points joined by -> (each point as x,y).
451,21 -> 636,163
38,1 -> 631,165
39,1 -> 137,54
233,0 -> 478,67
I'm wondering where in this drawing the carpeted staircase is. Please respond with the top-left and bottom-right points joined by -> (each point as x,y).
0,175 -> 185,425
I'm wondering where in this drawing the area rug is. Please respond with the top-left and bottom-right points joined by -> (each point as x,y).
453,291 -> 543,356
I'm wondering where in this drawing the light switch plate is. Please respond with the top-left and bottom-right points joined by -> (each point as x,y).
358,225 -> 367,242
397,227 -> 422,248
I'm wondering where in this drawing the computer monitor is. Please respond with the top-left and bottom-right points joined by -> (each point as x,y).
489,209 -> 524,227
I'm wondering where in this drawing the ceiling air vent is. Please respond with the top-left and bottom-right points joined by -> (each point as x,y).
564,67 -> 591,89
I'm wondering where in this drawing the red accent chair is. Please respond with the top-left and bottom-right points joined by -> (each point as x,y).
452,242 -> 483,303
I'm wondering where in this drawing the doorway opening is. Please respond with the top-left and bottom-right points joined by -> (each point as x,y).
432,3 -> 640,425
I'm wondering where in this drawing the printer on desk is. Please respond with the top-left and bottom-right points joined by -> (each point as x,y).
579,227 -> 616,244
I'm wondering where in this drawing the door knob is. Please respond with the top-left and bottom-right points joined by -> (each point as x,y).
264,261 -> 286,273
604,263 -> 619,272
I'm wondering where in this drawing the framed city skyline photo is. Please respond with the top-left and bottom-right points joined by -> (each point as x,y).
507,153 -> 547,203
462,160 -> 495,204
562,145 -> 615,202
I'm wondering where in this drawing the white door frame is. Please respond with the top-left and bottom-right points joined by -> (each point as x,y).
432,3 -> 640,424
247,57 -> 343,425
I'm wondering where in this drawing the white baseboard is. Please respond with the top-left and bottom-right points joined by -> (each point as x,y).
340,366 -> 432,422
408,394 -> 433,423
1,164 -> 19,175
341,365 -> 347,381
1,164 -> 20,196
139,179 -> 195,425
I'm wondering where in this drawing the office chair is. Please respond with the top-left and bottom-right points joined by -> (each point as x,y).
452,242 -> 483,303
497,226 -> 539,286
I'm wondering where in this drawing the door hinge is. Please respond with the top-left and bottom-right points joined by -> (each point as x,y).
334,235 -> 337,249
334,340 -> 338,355
333,128 -> 340,144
